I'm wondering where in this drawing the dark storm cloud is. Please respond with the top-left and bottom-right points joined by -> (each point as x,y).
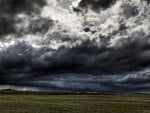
0,0 -> 149,93
0,16 -> 15,37
1,73 -> 150,93
0,0 -> 47,37
0,35 -> 150,75
0,36 -> 150,92
145,0 -> 150,4
74,0 -> 117,13
0,0 -> 46,15
29,37 -> 150,74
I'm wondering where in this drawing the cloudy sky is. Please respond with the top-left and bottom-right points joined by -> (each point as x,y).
0,0 -> 150,93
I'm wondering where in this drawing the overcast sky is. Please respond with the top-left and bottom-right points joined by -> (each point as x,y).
0,0 -> 150,93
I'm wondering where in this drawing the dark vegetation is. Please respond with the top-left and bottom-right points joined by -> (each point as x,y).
0,89 -> 111,95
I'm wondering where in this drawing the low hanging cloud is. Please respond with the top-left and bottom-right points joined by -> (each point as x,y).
0,36 -> 150,75
1,72 -> 150,93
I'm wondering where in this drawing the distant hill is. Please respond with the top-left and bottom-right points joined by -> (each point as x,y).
0,89 -> 110,95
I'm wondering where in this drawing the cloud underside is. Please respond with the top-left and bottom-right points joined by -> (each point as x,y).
0,37 -> 150,74
1,73 -> 150,93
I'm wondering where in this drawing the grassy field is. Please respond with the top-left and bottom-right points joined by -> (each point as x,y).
0,93 -> 150,113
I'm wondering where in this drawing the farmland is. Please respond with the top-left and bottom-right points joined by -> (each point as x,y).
0,91 -> 150,113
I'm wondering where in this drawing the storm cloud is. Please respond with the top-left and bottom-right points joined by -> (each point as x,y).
0,36 -> 150,74
0,0 -> 47,37
73,0 -> 117,13
0,0 -> 150,93
0,0 -> 46,14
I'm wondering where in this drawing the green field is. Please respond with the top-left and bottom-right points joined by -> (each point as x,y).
0,94 -> 150,113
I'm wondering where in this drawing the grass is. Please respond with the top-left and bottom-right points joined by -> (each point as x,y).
0,92 -> 150,113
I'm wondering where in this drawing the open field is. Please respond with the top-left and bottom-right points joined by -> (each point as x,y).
0,93 -> 150,113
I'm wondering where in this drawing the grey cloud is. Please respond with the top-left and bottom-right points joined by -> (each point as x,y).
1,73 -> 150,93
0,35 -> 150,93
0,16 -> 15,37
0,0 -> 46,15
0,0 -> 150,93
0,36 -> 150,75
0,0 -> 47,37
73,0 -> 117,13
